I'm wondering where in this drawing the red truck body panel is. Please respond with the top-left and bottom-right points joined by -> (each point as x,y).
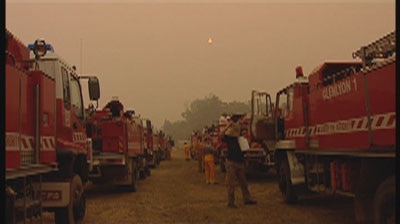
90,108 -> 145,157
127,116 -> 145,156
283,60 -> 395,151
5,31 -> 57,170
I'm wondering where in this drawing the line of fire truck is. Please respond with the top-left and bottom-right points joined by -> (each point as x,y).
5,29 -> 173,224
86,98 -> 172,191
5,27 -> 395,224
190,30 -> 395,224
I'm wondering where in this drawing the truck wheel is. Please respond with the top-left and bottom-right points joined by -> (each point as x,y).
279,160 -> 297,204
158,153 -> 161,165
55,174 -> 86,224
373,176 -> 395,224
151,155 -> 157,168
220,158 -> 226,173
145,166 -> 151,177
6,189 -> 15,224
139,169 -> 146,180
128,160 -> 138,192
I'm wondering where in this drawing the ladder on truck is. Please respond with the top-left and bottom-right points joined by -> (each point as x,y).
352,31 -> 396,67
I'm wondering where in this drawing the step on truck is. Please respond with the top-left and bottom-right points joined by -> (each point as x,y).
267,31 -> 395,224
86,100 -> 150,191
5,29 -> 100,224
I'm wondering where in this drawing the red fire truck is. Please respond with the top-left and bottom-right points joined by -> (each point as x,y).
86,101 -> 150,191
269,31 -> 395,223
5,29 -> 100,224
249,90 -> 277,170
141,118 -> 160,168
152,128 -> 161,166
158,130 -> 167,160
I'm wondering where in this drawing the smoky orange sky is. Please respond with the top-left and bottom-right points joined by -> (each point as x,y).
6,1 -> 395,128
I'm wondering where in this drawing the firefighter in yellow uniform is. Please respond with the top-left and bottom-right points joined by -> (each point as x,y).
203,137 -> 216,184
195,137 -> 205,172
183,142 -> 190,161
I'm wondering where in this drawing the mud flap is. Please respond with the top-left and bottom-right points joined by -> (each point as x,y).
54,175 -> 85,224
286,151 -> 305,185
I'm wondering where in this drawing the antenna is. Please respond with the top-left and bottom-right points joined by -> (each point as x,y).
80,38 -> 83,74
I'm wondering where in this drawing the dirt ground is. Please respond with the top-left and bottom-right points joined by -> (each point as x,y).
38,148 -> 356,224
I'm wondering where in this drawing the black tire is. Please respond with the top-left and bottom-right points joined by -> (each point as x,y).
156,153 -> 161,166
145,166 -> 151,176
279,159 -> 298,204
54,175 -> 86,224
373,176 -> 395,224
6,189 -> 15,224
139,169 -> 146,180
220,158 -> 226,173
128,160 -> 138,192
259,165 -> 270,173
151,155 -> 157,168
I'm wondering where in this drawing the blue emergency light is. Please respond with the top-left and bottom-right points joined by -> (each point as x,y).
28,39 -> 54,57
27,43 -> 54,52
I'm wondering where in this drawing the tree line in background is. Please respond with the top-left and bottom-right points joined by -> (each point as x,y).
161,94 -> 250,141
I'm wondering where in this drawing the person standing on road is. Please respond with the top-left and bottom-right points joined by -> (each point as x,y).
203,137 -> 217,184
221,114 -> 257,208
166,138 -> 173,160
183,142 -> 190,161
195,137 -> 205,172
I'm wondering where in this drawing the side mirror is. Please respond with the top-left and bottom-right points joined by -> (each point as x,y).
88,77 -> 100,100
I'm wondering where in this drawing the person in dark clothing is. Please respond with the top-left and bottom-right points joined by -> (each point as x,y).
221,114 -> 257,208
104,97 -> 124,118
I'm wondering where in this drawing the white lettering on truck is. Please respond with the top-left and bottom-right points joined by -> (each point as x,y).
322,79 -> 353,100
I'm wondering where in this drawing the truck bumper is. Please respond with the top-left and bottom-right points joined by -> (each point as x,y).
89,153 -> 127,181
243,148 -> 266,167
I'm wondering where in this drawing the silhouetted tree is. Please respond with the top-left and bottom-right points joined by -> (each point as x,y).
162,93 -> 249,140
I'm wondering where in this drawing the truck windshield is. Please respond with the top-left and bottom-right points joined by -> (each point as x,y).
70,75 -> 84,120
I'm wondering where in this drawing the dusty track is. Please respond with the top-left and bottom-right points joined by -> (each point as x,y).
39,149 -> 356,223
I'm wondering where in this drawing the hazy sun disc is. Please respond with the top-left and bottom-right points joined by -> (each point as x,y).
208,37 -> 213,44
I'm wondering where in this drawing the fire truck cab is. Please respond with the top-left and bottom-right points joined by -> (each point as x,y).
6,30 -> 100,224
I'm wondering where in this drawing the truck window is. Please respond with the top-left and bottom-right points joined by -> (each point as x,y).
61,67 -> 71,110
252,93 -> 269,117
278,91 -> 288,117
287,87 -> 294,112
266,95 -> 273,117
69,75 -> 84,120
